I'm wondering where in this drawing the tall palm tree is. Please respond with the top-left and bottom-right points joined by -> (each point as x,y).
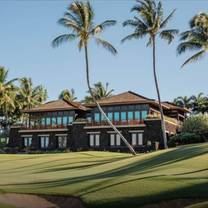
122,0 -> 179,149
18,78 -> 47,110
173,96 -> 193,109
0,67 -> 18,124
177,12 -> 208,67
59,89 -> 77,102
84,82 -> 114,103
52,1 -> 136,155
191,92 -> 207,114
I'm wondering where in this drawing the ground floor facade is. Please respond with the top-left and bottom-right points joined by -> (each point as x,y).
9,118 -> 178,153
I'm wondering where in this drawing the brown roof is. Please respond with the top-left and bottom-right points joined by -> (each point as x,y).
162,101 -> 190,113
24,99 -> 89,113
84,91 -> 168,108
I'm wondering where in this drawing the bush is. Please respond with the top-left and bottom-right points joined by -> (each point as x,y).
168,132 -> 204,147
181,114 -> 208,134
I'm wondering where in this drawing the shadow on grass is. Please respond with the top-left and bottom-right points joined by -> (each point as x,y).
87,182 -> 208,208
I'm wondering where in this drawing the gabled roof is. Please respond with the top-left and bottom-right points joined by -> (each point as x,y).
24,99 -> 89,113
84,91 -> 166,107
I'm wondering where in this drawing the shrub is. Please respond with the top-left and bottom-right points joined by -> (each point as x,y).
181,114 -> 208,134
168,132 -> 204,147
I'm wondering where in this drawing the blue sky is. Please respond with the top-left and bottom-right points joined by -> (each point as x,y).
0,0 -> 207,102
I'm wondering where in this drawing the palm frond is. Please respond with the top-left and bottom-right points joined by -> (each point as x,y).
58,18 -> 80,32
91,20 -> 116,34
121,31 -> 147,43
177,41 -> 202,54
181,50 -> 206,68
160,29 -> 179,44
95,38 -> 117,55
160,9 -> 176,29
52,34 -> 76,47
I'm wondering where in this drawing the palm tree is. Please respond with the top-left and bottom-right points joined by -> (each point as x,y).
122,0 -> 179,149
18,78 -> 47,110
173,96 -> 193,109
59,89 -> 77,102
52,1 -> 136,155
84,82 -> 114,103
191,93 -> 207,114
177,12 -> 208,67
0,67 -> 18,125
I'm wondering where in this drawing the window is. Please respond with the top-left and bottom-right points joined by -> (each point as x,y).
51,117 -> 56,126
107,112 -> 113,121
41,118 -> 45,126
141,111 -> 148,120
46,117 -> 51,126
128,111 -> 133,120
131,133 -> 143,146
135,111 -> 140,121
110,134 -> 121,146
57,136 -> 67,148
101,114 -> 106,121
89,134 -> 100,147
40,136 -> 49,149
121,112 -> 127,121
94,113 -> 100,122
114,112 -> 119,121
57,117 -> 62,125
63,116 -> 68,125
68,116 -> 73,123
24,137 -> 32,147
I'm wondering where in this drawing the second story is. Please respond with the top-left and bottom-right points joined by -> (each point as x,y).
23,99 -> 89,130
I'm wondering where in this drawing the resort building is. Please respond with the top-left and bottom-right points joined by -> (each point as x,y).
9,91 -> 189,152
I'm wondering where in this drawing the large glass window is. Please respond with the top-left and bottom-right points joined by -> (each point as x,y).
94,113 -> 100,122
110,134 -> 121,146
51,117 -> 56,126
40,136 -> 49,149
128,112 -> 133,120
114,112 -> 119,121
63,116 -> 68,125
121,112 -> 127,121
141,111 -> 148,120
46,117 -> 51,126
57,117 -> 62,125
135,111 -> 140,121
41,118 -> 45,126
58,136 -> 67,148
24,137 -> 32,147
107,112 -> 113,121
68,116 -> 73,123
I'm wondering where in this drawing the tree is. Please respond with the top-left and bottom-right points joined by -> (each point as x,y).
18,78 -> 47,110
0,67 -> 18,126
177,12 -> 208,67
59,89 -> 77,102
191,93 -> 208,114
52,1 -> 136,155
83,82 -> 114,103
173,96 -> 193,109
122,0 -> 178,149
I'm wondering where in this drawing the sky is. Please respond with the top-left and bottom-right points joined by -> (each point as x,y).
0,0 -> 207,102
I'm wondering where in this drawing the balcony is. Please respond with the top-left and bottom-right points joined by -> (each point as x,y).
21,124 -> 68,130
85,119 -> 145,127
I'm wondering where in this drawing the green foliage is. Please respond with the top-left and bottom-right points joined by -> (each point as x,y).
59,88 -> 77,102
181,114 -> 208,134
168,132 -> 203,147
186,201 -> 208,208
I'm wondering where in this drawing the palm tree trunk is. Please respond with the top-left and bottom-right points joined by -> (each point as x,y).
84,44 -> 136,156
152,36 -> 168,149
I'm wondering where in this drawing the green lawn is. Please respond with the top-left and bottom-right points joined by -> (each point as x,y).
186,201 -> 208,208
0,143 -> 207,208
0,203 -> 15,208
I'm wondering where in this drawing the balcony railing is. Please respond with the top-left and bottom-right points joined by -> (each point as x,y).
21,124 -> 68,130
86,120 -> 145,127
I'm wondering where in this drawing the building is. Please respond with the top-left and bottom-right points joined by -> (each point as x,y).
9,91 -> 189,152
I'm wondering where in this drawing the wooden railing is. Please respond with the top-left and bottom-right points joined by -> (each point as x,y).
21,124 -> 68,130
86,120 -> 145,127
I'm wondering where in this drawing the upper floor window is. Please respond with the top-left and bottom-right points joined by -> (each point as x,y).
107,112 -> 113,121
141,111 -> 148,120
114,112 -> 119,121
121,112 -> 127,121
63,116 -> 68,125
94,113 -> 100,122
128,111 -> 133,120
68,116 -> 73,123
46,117 -> 51,126
57,117 -> 62,125
135,111 -> 140,121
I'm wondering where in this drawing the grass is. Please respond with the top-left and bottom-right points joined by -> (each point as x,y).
0,203 -> 15,208
0,143 -> 207,208
185,201 -> 208,208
